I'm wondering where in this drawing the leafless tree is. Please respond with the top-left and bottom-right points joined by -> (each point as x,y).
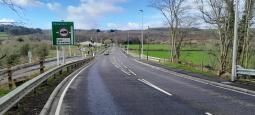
237,0 -> 255,68
0,0 -> 22,14
196,0 -> 255,75
150,0 -> 191,63
196,0 -> 235,76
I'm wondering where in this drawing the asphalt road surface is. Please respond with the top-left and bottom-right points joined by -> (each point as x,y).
52,47 -> 255,115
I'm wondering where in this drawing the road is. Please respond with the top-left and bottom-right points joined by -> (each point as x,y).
51,47 -> 255,115
0,56 -> 82,85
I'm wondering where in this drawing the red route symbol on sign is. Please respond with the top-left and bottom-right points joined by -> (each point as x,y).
59,28 -> 69,37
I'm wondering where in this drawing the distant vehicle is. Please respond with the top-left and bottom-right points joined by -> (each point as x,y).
104,50 -> 110,55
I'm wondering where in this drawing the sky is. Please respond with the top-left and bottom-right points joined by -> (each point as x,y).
2,0 -> 244,30
0,0 -> 168,30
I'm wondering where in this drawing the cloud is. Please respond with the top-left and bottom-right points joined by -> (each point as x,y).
66,0 -> 125,29
47,2 -> 61,11
0,18 -> 15,25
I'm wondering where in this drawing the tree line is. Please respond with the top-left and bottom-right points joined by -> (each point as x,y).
150,0 -> 255,76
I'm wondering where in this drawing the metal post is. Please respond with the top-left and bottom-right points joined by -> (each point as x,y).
28,51 -> 32,63
147,26 -> 150,61
127,31 -> 130,54
56,46 -> 60,66
139,10 -> 144,59
69,45 -> 72,57
231,0 -> 239,82
62,46 -> 65,64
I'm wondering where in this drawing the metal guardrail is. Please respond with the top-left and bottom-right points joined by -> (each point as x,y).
0,56 -> 81,77
237,65 -> 255,76
0,57 -> 93,114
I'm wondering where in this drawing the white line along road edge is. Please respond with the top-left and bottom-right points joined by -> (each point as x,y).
55,62 -> 94,115
134,59 -> 255,97
138,79 -> 172,96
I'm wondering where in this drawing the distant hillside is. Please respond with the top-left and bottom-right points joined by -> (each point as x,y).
0,25 -> 42,36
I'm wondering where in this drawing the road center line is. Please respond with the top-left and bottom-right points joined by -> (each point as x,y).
138,79 -> 172,96
55,63 -> 93,115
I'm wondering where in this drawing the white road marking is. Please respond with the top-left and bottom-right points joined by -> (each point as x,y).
205,112 -> 213,115
138,79 -> 172,96
123,65 -> 128,69
120,69 -> 131,75
134,59 -> 255,97
128,69 -> 137,76
55,63 -> 93,115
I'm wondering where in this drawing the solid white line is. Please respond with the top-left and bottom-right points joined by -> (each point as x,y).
138,79 -> 172,96
134,59 -> 255,97
55,63 -> 93,115
205,112 -> 213,115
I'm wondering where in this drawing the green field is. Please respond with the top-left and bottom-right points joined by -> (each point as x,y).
126,44 -> 217,66
126,44 -> 214,51
0,32 -> 8,40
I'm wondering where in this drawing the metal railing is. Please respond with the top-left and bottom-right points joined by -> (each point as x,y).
237,65 -> 255,76
0,57 -> 94,114
0,56 -> 81,77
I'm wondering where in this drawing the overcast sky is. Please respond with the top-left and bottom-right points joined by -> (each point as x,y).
0,0 -> 206,30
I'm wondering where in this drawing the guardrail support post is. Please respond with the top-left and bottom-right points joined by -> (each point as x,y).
67,67 -> 70,73
7,68 -> 14,89
59,69 -> 63,75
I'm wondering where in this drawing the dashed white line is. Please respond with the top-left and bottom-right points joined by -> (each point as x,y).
55,63 -> 93,115
120,69 -> 131,75
138,79 -> 172,96
128,69 -> 137,76
205,112 -> 213,115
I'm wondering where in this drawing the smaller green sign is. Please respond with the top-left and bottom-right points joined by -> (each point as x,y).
52,22 -> 75,45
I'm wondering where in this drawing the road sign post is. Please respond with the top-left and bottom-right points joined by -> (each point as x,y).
52,22 -> 75,45
52,21 -> 75,65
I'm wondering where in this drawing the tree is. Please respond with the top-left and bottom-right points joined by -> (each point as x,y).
0,0 -> 22,14
196,0 -> 255,75
20,43 -> 30,56
0,46 -> 20,89
237,0 -> 255,68
150,0 -> 191,63
196,0 -> 235,76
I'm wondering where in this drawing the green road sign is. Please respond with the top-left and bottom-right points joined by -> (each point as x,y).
52,22 -> 75,45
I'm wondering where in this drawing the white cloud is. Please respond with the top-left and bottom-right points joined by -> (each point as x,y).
47,2 -> 61,11
67,0 -> 125,29
0,18 -> 15,25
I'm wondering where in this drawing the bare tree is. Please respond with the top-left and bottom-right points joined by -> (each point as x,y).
197,0 -> 255,75
196,0 -> 235,76
237,0 -> 255,68
0,0 -> 22,14
150,0 -> 191,63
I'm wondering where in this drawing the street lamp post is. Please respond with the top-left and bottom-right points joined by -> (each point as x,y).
139,9 -> 144,59
127,31 -> 130,54
231,0 -> 239,82
147,26 -> 150,61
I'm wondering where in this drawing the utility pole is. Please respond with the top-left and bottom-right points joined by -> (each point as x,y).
56,46 -> 60,66
127,31 -> 130,54
231,0 -> 239,82
147,26 -> 150,61
139,9 -> 144,59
